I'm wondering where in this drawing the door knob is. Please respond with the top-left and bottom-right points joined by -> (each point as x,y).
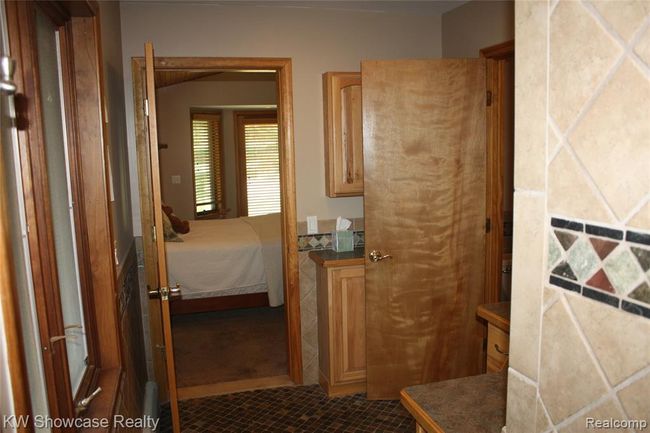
148,284 -> 181,300
369,250 -> 392,262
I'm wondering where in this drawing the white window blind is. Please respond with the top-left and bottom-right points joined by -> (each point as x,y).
191,113 -> 223,216
242,118 -> 280,216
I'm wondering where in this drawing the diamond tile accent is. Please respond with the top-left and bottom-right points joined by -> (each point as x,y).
566,238 -> 599,281
554,230 -> 577,250
631,246 -> 650,271
585,269 -> 615,293
629,282 -> 650,304
550,1 -> 622,131
552,261 -> 577,281
589,237 -> 618,260
547,217 -> 650,320
548,233 -> 563,270
603,248 -> 643,294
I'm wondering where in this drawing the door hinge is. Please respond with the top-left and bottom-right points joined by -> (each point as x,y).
486,90 -> 493,107
144,99 -> 149,116
486,218 -> 492,233
152,224 -> 157,242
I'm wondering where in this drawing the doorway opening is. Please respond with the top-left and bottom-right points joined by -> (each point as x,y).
482,40 -> 515,304
132,58 -> 301,402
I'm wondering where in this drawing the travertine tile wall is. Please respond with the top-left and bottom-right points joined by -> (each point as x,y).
298,218 -> 364,384
507,1 -> 650,431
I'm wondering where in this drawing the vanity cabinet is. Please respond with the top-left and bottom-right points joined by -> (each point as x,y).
477,302 -> 511,373
310,249 -> 366,396
322,72 -> 363,197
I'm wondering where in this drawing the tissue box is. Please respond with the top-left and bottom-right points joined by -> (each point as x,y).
331,230 -> 354,252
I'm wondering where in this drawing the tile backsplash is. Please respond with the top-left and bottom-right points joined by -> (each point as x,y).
548,216 -> 650,319
297,218 -> 364,252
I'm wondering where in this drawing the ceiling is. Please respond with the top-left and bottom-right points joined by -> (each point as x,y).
154,71 -> 276,88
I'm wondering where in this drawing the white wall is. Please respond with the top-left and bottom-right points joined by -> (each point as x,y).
157,80 -> 277,220
442,0 -> 514,58
121,2 -> 443,235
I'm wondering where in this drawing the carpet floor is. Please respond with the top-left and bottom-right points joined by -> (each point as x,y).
158,385 -> 416,432
172,306 -> 288,388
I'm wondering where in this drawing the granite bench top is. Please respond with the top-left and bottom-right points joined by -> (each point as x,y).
400,372 -> 507,433
308,248 -> 365,267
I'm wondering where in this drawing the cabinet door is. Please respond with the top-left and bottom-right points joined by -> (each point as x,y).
323,72 -> 363,197
330,265 -> 366,384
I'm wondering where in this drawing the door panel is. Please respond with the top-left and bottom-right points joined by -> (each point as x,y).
144,42 -> 181,431
363,59 -> 486,399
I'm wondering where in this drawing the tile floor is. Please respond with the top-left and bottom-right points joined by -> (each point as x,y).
159,385 -> 415,432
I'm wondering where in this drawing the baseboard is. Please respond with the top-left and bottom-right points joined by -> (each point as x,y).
143,381 -> 159,432
177,375 -> 294,400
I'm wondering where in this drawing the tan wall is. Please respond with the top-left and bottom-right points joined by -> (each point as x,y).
121,2 -> 443,235
157,80 -> 277,220
507,1 -> 650,431
442,0 -> 514,57
99,1 -> 133,264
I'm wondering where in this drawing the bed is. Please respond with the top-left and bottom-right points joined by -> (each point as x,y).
165,213 -> 284,315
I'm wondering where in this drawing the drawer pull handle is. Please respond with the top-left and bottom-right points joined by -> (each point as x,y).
494,344 -> 509,356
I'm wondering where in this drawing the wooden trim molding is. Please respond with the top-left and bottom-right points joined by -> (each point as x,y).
400,390 -> 445,433
480,40 -> 514,60
482,40 -> 514,305
132,57 -> 303,393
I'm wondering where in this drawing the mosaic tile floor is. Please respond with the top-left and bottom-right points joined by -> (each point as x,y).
159,385 -> 415,432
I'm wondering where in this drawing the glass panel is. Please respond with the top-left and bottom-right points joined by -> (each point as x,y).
35,8 -> 88,395
0,2 -> 50,423
244,122 -> 280,216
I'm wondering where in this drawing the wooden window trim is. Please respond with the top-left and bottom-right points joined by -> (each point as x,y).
190,110 -> 225,219
6,1 -> 122,428
233,110 -> 278,217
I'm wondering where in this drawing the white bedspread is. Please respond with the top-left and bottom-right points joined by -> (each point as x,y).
242,213 -> 284,306
165,214 -> 284,307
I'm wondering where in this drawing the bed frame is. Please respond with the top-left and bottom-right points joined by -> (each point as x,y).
170,292 -> 270,315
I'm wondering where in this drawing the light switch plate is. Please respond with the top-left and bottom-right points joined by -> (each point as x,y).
171,175 -> 181,184
306,216 -> 318,234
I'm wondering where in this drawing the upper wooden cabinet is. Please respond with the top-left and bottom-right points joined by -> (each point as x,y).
323,72 -> 363,197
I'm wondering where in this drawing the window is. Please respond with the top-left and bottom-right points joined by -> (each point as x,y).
191,112 -> 224,217
235,112 -> 281,216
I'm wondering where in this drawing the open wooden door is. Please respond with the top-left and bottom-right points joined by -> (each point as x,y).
363,59 -> 487,399
143,42 -> 181,431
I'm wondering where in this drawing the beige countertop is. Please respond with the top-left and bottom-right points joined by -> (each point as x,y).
400,372 -> 507,433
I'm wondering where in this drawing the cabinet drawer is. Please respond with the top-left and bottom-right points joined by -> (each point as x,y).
486,323 -> 509,373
